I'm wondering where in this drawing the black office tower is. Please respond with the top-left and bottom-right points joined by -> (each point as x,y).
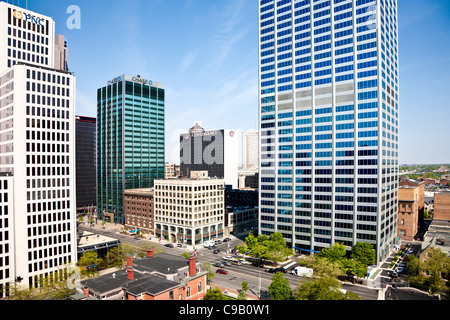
76,115 -> 97,209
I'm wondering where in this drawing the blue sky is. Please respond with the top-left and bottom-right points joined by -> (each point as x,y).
18,0 -> 450,165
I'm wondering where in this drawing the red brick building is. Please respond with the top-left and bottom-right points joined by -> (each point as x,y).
123,188 -> 154,235
398,183 -> 423,241
80,249 -> 207,300
434,192 -> 450,221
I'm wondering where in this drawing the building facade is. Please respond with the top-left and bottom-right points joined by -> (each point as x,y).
242,130 -> 259,170
0,2 -> 77,289
75,115 -> 96,209
180,123 -> 238,188
154,172 -> 225,246
258,0 -> 399,264
97,75 -> 165,224
0,173 -> 14,297
398,185 -> 421,241
123,188 -> 154,234
434,192 -> 450,221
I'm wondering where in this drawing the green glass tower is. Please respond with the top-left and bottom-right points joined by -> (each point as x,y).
97,75 -> 165,224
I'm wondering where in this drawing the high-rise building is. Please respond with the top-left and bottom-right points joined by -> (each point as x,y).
54,34 -> 68,72
0,2 -> 77,289
242,130 -> 259,170
258,0 -> 399,264
0,173 -> 14,297
75,115 -> 96,209
180,123 -> 238,188
97,75 -> 165,224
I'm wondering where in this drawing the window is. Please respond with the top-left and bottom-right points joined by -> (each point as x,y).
186,286 -> 191,298
198,281 -> 203,292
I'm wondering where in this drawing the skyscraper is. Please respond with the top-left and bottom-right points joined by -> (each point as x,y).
180,123 -> 238,189
242,130 -> 259,170
75,115 -> 96,209
97,75 -> 165,224
0,2 -> 77,290
258,0 -> 399,264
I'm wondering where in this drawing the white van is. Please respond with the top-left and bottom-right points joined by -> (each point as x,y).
203,240 -> 215,248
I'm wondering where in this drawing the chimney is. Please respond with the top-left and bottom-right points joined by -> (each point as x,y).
188,255 -> 197,277
147,248 -> 153,258
82,286 -> 90,298
127,255 -> 134,280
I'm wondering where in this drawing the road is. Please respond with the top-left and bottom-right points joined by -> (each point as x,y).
79,224 -> 379,300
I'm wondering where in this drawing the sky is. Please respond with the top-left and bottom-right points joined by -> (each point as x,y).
12,0 -> 450,165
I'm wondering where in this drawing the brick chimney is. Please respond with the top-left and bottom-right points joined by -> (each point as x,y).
188,255 -> 197,277
147,248 -> 153,258
82,286 -> 89,298
127,255 -> 134,280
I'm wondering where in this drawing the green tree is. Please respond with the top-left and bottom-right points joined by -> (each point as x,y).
293,277 -> 359,300
237,281 -> 249,300
77,251 -> 103,278
301,255 -> 343,278
268,272 -> 292,300
318,243 -> 346,262
351,242 -> 376,267
202,261 -> 215,283
204,287 -> 227,300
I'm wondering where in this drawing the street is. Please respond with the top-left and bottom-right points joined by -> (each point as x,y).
79,223 -> 379,300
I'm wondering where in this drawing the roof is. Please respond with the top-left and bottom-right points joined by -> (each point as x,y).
133,253 -> 189,275
188,123 -> 205,133
123,275 -> 179,296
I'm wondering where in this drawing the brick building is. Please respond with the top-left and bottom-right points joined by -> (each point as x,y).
80,249 -> 207,300
123,188 -> 154,234
398,184 -> 423,241
434,192 -> 450,221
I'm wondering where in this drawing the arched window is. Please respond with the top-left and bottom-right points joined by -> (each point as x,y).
186,286 -> 191,297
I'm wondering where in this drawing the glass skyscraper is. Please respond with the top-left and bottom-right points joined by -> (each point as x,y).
258,0 -> 399,264
97,75 -> 165,224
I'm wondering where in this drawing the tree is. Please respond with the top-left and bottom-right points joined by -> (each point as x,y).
77,251 -> 103,278
268,272 -> 292,300
202,261 -> 215,283
293,277 -> 359,300
237,281 -> 248,300
351,242 -> 376,267
318,243 -> 346,262
204,287 -> 227,300
300,255 -> 343,279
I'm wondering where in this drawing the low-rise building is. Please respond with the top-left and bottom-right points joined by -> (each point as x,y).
398,185 -> 423,241
154,172 -> 225,246
433,192 -> 450,221
80,249 -> 207,300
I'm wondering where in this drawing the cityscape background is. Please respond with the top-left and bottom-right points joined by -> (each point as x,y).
24,0 -> 450,164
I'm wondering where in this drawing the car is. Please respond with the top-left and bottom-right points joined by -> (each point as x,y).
177,244 -> 183,248
397,267 -> 404,273
266,268 -> 276,273
390,271 -> 398,278
223,238 -> 231,242
238,259 -> 250,265
215,240 -> 222,244
275,267 -> 287,273
223,256 -> 232,261
407,249 -> 414,254
252,262 -> 264,268
164,243 -> 174,248
223,261 -> 232,266
213,249 -> 220,254
216,269 -> 228,274
214,262 -> 224,268
400,262 -> 406,267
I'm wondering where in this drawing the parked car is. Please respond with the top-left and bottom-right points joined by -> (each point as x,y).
390,271 -> 398,278
252,262 -> 264,268
214,262 -> 224,268
177,244 -> 182,248
223,238 -> 231,242
266,268 -> 276,273
222,256 -> 233,261
215,240 -> 222,244
213,249 -> 221,254
223,261 -> 232,266
275,267 -> 287,273
216,269 -> 228,274
238,259 -> 250,265
397,267 -> 404,273
164,243 -> 174,248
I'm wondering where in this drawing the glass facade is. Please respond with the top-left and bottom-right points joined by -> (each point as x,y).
258,0 -> 399,264
97,76 -> 165,224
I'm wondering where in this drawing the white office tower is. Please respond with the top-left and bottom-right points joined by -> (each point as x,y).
258,0 -> 399,265
242,131 -> 259,170
0,2 -> 77,291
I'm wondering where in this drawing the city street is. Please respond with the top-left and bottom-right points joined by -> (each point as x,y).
78,223 -> 379,300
